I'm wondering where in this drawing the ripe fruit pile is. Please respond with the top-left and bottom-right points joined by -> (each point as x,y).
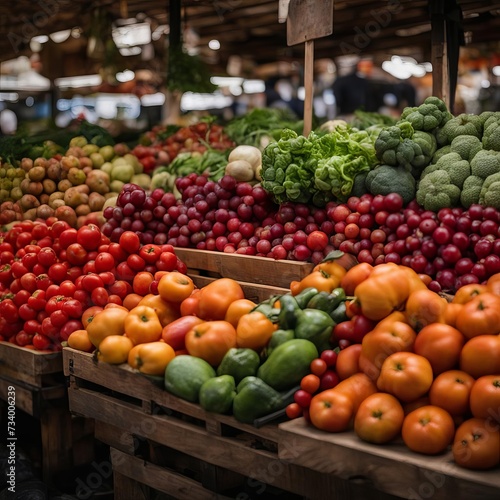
0,219 -> 186,350
286,262 -> 500,471
101,174 -> 500,294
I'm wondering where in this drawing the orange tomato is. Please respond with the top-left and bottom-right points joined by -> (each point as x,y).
309,389 -> 355,432
97,335 -> 134,364
225,298 -> 257,328
127,341 -> 176,376
81,305 -> 103,329
452,283 -> 488,304
358,321 -> 417,381
161,315 -> 205,351
354,392 -> 405,444
443,302 -> 463,328
336,344 -> 362,381
340,262 -> 373,296
405,289 -> 448,332
486,274 -> 500,296
429,370 -> 475,417
334,372 -> 377,413
402,405 -> 455,455
290,270 -> 340,295
313,259 -> 347,281
124,305 -> 163,345
452,418 -> 500,470
460,335 -> 500,378
413,323 -> 466,375
354,265 -> 410,321
180,289 -> 201,316
469,375 -> 500,422
196,278 -> 245,320
185,320 -> 237,366
132,271 -> 155,296
300,374 -> 321,394
157,271 -> 195,303
235,310 -> 277,351
455,292 -> 500,338
373,311 -> 407,330
123,293 -> 144,311
377,352 -> 434,403
67,329 -> 94,353
138,293 -> 181,327
86,307 -> 129,348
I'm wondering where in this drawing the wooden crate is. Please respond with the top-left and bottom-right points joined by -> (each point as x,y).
279,418 -> 500,500
0,342 -> 94,484
64,347 -> 399,500
174,248 -> 314,302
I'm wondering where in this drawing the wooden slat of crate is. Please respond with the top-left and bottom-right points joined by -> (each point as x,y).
174,248 -> 313,289
0,342 -> 62,386
279,418 -> 500,500
111,448 -> 231,500
67,385 -> 334,498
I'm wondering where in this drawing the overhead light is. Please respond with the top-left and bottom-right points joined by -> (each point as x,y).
54,74 -> 102,89
112,21 -> 151,48
31,35 -> 49,44
116,70 -> 135,82
210,76 -> 244,87
119,46 -> 142,56
382,56 -> 430,80
141,93 -> 165,106
242,80 -> 265,94
152,24 -> 169,41
180,91 -> 232,112
50,29 -> 71,43
482,80 -> 491,88
493,65 -> 500,76
0,93 -> 19,102
71,27 -> 82,39
0,71 -> 50,91
208,39 -> 220,50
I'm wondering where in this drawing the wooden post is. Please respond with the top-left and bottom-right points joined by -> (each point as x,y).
431,10 -> 450,109
303,40 -> 314,136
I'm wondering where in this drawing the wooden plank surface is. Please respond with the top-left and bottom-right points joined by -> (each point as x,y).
111,448 -> 228,500
174,248 -> 313,289
0,342 -> 62,386
279,418 -> 500,500
67,386 -> 334,498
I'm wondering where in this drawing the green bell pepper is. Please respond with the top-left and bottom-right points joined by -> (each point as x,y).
294,308 -> 335,352
306,288 -> 346,315
294,287 -> 319,309
216,348 -> 261,384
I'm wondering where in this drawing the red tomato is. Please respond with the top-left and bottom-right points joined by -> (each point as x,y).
119,231 -> 141,254
66,243 -> 88,266
94,252 -> 115,273
309,389 -> 354,432
76,224 -> 102,251
139,244 -> 162,264
469,375 -> 500,422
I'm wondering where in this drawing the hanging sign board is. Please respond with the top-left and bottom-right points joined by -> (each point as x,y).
286,0 -> 334,46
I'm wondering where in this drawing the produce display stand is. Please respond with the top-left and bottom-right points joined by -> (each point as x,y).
0,342 -> 94,484
63,347 -> 399,500
278,419 -> 500,500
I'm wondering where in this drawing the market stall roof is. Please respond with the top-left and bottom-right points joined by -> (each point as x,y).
1,1 -> 500,73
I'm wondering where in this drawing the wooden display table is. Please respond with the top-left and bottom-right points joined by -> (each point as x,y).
0,343 -> 94,485
63,348 -> 397,500
278,418 -> 500,500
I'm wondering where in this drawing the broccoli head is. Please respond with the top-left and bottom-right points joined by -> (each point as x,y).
416,170 -> 461,211
482,113 -> 500,132
479,172 -> 500,209
470,150 -> 500,179
435,113 -> 483,146
460,175 -> 484,209
450,135 -> 482,162
482,121 -> 500,151
432,145 -> 452,163
421,152 -> 470,189
365,164 -> 416,205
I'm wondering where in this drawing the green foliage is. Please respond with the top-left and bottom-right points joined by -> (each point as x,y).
166,48 -> 217,94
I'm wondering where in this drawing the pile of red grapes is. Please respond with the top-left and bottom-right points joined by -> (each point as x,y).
101,174 -> 500,293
